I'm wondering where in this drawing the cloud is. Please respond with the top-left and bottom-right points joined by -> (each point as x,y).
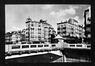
50,7 -> 76,18
42,5 -> 54,10
12,27 -> 20,31
69,5 -> 79,9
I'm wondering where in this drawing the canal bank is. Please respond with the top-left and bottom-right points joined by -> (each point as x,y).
60,48 -> 91,62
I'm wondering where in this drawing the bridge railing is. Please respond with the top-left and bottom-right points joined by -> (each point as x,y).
5,43 -> 91,55
65,43 -> 91,49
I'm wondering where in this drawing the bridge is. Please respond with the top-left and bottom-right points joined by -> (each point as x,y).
5,43 -> 91,60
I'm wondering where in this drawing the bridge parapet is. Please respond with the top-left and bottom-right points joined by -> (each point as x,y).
62,43 -> 91,49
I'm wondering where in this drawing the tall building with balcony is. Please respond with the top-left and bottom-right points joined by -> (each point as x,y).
25,18 -> 55,43
57,18 -> 84,43
84,7 -> 91,44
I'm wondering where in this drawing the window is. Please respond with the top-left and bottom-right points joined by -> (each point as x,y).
31,24 -> 33,26
31,45 -> 36,48
31,28 -> 34,30
57,32 -> 60,34
38,28 -> 41,30
88,17 -> 91,21
12,45 -> 20,49
52,45 -> 55,47
76,45 -> 82,47
44,45 -> 49,47
26,36 -> 29,38
38,36 -> 41,38
69,45 -> 75,47
63,27 -> 66,29
22,45 -> 29,48
57,28 -> 60,30
38,45 -> 43,47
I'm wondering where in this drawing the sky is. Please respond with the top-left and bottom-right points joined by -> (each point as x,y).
5,4 -> 90,32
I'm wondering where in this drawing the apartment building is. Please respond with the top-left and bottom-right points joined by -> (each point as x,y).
25,18 -> 56,43
57,18 -> 84,43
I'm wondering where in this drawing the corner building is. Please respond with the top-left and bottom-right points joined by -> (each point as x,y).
25,18 -> 55,43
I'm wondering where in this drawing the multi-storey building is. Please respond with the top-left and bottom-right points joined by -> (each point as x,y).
84,7 -> 91,44
5,30 -> 26,44
5,32 -> 12,44
5,31 -> 18,44
25,18 -> 56,43
57,18 -> 84,43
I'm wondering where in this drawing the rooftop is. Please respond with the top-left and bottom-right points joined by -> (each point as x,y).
57,18 -> 78,25
26,18 -> 52,27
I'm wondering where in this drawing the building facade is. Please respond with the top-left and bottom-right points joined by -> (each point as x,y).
25,18 -> 56,43
57,18 -> 84,43
5,32 -> 12,44
84,7 -> 91,44
5,30 -> 26,44
11,31 -> 22,44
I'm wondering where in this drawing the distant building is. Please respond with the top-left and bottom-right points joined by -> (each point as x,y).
5,32 -> 12,44
25,18 -> 56,43
57,18 -> 84,43
84,7 -> 91,44
11,31 -> 22,44
5,30 -> 25,44
5,31 -> 18,44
